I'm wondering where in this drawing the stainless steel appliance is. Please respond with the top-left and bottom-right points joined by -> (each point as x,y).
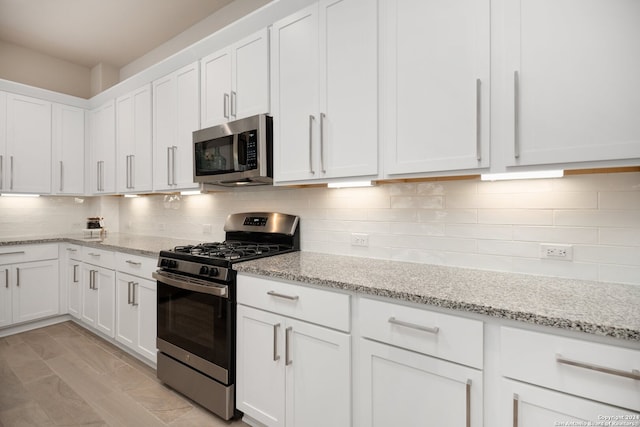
153,212 -> 300,420
193,114 -> 273,187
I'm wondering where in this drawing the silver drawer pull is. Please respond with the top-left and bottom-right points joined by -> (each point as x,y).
512,393 -> 519,427
66,248 -> 77,252
267,290 -> 299,301
556,353 -> 640,380
125,260 -> 142,266
285,326 -> 293,366
88,252 -> 100,257
273,323 -> 280,362
388,317 -> 439,334
0,251 -> 26,256
466,379 -> 472,427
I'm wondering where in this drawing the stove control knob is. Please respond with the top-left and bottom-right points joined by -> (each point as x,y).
209,268 -> 219,277
168,260 -> 178,269
199,266 -> 209,275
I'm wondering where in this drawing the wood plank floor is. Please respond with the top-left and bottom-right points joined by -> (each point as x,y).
0,321 -> 249,427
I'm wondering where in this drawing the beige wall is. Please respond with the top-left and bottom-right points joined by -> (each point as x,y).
0,40 -> 91,98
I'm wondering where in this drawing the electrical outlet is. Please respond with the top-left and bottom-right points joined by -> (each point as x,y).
351,233 -> 369,247
540,244 -> 573,261
203,224 -> 212,234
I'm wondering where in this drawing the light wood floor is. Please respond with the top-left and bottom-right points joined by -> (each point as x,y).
0,321 -> 249,427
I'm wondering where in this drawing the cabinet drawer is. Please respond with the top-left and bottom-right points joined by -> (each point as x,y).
237,274 -> 350,332
501,327 -> 640,411
358,297 -> 483,369
82,246 -> 115,269
115,252 -> 156,280
63,244 -> 82,261
0,244 -> 58,264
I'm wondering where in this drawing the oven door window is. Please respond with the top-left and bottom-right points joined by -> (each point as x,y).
157,282 -> 232,371
194,135 -> 234,176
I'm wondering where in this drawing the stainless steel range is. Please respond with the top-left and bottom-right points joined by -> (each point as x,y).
153,212 -> 300,420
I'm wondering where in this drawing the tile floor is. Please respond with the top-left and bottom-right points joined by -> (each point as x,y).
0,321 -> 249,426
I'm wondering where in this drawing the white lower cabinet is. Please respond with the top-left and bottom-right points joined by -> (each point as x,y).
0,244 -> 59,328
358,338 -> 483,427
236,275 -> 351,427
64,245 -> 82,319
115,272 -> 156,363
81,255 -> 116,338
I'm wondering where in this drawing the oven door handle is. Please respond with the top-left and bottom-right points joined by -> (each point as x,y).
152,271 -> 228,298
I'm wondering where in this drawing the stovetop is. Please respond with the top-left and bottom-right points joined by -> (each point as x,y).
173,241 -> 292,261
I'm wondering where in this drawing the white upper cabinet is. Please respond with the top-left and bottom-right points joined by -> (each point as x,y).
201,29 -> 269,128
116,84 -> 153,193
499,0 -> 640,168
4,93 -> 53,194
89,100 -> 116,194
383,0 -> 491,177
52,104 -> 85,195
272,0 -> 378,184
152,62 -> 200,191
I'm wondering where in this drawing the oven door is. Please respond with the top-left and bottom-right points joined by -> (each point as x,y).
154,271 -> 233,385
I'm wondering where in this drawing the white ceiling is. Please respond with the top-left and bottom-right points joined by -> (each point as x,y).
0,0 -> 236,69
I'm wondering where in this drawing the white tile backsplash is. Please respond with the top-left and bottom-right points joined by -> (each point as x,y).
2,171 -> 634,285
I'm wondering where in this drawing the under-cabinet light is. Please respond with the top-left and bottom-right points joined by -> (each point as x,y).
1,193 -> 40,197
327,181 -> 374,189
480,170 -> 564,181
124,194 -> 139,198
180,190 -> 202,196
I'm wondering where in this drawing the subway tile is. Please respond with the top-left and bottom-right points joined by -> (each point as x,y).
513,226 -> 598,244
477,209 -> 553,225
599,191 -> 640,210
387,235 -> 477,253
390,196 -> 444,209
554,210 -> 640,228
445,224 -> 513,240
417,209 -> 477,224
326,209 -> 369,221
388,183 -> 417,196
478,178 -> 554,194
390,222 -> 445,236
366,208 -> 417,222
477,240 -> 541,258
599,228 -> 640,246
573,245 -> 640,266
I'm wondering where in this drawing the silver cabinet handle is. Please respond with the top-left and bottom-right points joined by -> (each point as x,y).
223,93 -> 230,119
388,317 -> 439,334
130,155 -> 135,189
92,270 -> 98,290
514,70 -> 520,159
285,326 -> 292,366
466,379 -> 472,427
125,260 -> 142,266
273,323 -> 280,361
127,281 -> 133,304
73,264 -> 78,283
96,161 -> 101,191
4,269 -> 8,288
171,146 -> 177,185
132,282 -> 138,306
308,115 -> 315,174
476,78 -> 482,161
60,161 -> 64,192
267,290 -> 299,301
88,252 -> 100,257
0,251 -> 26,256
556,353 -> 640,380
231,91 -> 237,117
0,154 -> 3,190
89,270 -> 94,289
512,393 -> 519,427
320,112 -> 326,173
66,248 -> 77,252
167,147 -> 172,185
10,156 -> 14,190
16,267 -> 20,287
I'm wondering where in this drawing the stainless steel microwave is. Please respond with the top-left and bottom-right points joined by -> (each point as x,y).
193,114 -> 273,187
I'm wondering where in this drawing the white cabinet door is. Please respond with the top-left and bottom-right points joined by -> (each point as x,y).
116,84 -> 153,193
52,104 -> 85,195
201,29 -> 269,128
0,266 -> 11,327
272,4 -> 319,183
5,93 -> 52,193
95,267 -> 115,337
89,100 -> 116,194
237,304 -> 286,427
357,338 -> 483,427
136,278 -> 156,362
81,265 -> 97,326
501,379 -> 639,427
11,260 -> 59,324
115,273 -> 137,349
153,62 -> 200,191
285,318 -> 351,427
272,0 -> 377,184
502,0 -> 640,166
66,258 -> 81,319
383,0 -> 490,176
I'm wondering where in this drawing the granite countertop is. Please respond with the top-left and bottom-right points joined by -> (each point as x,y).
235,251 -> 640,342
0,233 -> 201,257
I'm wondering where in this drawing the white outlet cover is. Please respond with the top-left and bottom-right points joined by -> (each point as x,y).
540,243 -> 573,261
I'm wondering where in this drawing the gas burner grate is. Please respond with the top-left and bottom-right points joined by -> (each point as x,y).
173,242 -> 286,261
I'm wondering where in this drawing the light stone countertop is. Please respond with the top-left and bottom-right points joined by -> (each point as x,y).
234,251 -> 640,342
3,235 -> 639,341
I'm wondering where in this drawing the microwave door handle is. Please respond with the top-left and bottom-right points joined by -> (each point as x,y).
233,134 -> 240,171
